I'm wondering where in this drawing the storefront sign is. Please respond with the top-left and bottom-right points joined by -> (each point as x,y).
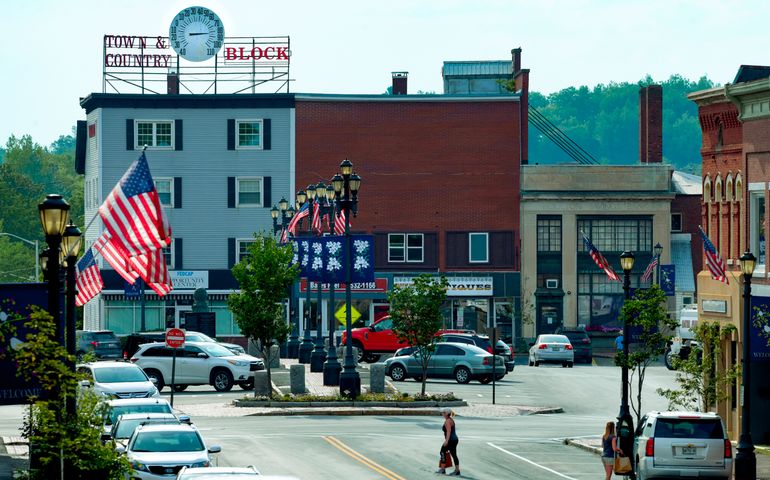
702,299 -> 728,314
300,278 -> 387,293
170,271 -> 208,290
393,276 -> 494,296
750,296 -> 770,363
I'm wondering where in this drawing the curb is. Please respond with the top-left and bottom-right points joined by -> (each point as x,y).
564,438 -> 601,455
245,408 -> 445,416
526,406 -> 563,415
234,399 -> 469,408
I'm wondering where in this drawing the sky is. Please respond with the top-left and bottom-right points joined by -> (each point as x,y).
3,0 -> 770,147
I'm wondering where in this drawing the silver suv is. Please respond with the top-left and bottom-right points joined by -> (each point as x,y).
634,411 -> 732,480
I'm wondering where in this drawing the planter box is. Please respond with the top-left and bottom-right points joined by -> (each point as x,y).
398,401 -> 436,408
437,400 -> 467,407
234,400 -> 269,407
310,401 -> 353,407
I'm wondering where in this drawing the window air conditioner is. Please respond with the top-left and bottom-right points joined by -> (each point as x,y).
545,279 -> 559,289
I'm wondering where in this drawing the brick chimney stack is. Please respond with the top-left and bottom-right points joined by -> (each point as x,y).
639,85 -> 663,163
512,47 -> 522,75
392,72 -> 408,95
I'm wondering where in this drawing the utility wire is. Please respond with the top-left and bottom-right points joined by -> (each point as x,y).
529,105 -> 600,165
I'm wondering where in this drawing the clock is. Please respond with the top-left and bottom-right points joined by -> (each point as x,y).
169,7 -> 224,62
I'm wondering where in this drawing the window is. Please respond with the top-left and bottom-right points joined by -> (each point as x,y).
155,178 -> 173,207
135,120 -> 173,149
388,234 -> 424,262
236,178 -> 262,207
236,239 -> 255,263
750,192 -> 766,267
469,233 -> 489,263
162,244 -> 173,270
537,217 -> 562,252
671,213 -> 682,232
577,218 -> 652,252
236,120 -> 263,149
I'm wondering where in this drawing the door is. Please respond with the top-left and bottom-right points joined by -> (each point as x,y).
176,306 -> 192,329
176,344 -> 208,384
366,317 -> 399,351
537,302 -> 562,335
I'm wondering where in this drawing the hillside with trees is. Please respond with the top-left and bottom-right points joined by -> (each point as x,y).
527,75 -> 714,173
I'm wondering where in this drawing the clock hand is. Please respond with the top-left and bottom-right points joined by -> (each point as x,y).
189,32 -> 208,36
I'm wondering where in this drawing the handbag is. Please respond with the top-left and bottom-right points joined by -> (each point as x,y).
439,448 -> 454,468
613,454 -> 632,475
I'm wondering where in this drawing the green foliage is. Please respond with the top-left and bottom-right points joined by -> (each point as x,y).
229,233 -> 298,398
615,285 -> 677,424
388,274 -> 449,396
657,322 -> 739,412
13,308 -> 131,479
254,391 -> 460,402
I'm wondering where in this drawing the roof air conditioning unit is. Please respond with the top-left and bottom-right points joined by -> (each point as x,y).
545,278 -> 559,289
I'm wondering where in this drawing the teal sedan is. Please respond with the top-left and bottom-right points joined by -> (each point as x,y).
385,342 -> 506,384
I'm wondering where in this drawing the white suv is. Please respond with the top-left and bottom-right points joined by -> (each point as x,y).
131,341 -> 264,392
634,411 -> 732,480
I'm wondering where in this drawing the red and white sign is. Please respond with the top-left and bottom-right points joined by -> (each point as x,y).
165,328 -> 185,349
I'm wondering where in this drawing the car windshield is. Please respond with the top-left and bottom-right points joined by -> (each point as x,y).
108,404 -> 173,425
92,332 -> 118,341
654,418 -> 724,439
201,343 -> 235,357
131,430 -> 204,452
114,418 -> 177,439
562,332 -> 586,341
93,367 -> 147,383
539,335 -> 569,343
185,332 -> 215,342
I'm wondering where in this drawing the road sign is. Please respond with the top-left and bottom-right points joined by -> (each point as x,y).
166,328 -> 186,349
335,305 -> 361,325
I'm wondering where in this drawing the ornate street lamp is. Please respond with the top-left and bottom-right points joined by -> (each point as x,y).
617,250 -> 635,477
62,221 -> 81,417
288,190 -> 307,359
338,159 -> 361,399
736,251 -> 757,479
653,242 -> 663,285
299,185 -> 317,364
310,183 -> 329,372
38,194 -> 70,346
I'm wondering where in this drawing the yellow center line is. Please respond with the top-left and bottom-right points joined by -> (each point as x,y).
322,435 -> 406,480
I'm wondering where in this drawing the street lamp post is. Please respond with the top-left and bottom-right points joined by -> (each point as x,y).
38,194 -> 70,347
618,250 -> 635,477
0,232 -> 40,280
654,242 -> 663,285
310,183 -> 329,372
298,185 -> 317,364
62,222 -> 82,418
337,159 -> 361,399
272,199 -> 294,358
736,251 -> 757,480
289,190 -> 308,359
323,182 -> 341,386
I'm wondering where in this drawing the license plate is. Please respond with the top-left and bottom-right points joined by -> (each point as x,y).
681,446 -> 696,455
551,346 -> 561,351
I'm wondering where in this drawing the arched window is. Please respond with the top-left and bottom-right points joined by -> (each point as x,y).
716,117 -> 724,148
704,175 -> 712,204
735,174 -> 743,202
726,174 -> 734,202
715,175 -> 723,203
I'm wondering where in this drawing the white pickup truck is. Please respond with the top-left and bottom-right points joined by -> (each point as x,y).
664,305 -> 700,370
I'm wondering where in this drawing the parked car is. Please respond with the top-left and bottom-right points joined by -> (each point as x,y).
131,341 -> 264,392
634,411 -> 732,480
439,332 -> 515,372
556,327 -> 592,363
108,412 -> 185,447
665,305 -> 700,370
117,423 -> 221,479
340,316 -> 407,363
123,331 -> 246,360
75,330 -> 122,360
528,334 -> 574,367
77,361 -> 160,399
176,466 -> 262,479
103,397 -> 173,437
385,342 -> 505,384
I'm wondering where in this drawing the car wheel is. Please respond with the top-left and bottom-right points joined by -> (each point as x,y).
239,380 -> 254,390
212,369 -> 234,392
586,356 -> 593,364
562,362 -> 568,368
567,362 -> 573,368
664,348 -> 676,370
479,376 -> 492,384
454,366 -> 471,384
172,384 -> 188,392
353,342 -> 366,363
144,369 -> 165,392
389,364 -> 406,381
413,375 -> 423,382
495,373 -> 505,381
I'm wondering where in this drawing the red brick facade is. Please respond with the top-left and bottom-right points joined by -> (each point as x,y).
671,193 -> 704,277
294,97 -> 523,271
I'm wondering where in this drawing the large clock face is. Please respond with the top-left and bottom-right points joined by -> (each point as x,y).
169,7 -> 224,62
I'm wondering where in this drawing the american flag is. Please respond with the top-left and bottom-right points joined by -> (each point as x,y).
130,249 -> 173,296
98,152 -> 170,257
287,203 -> 309,235
279,227 -> 288,244
312,201 -> 322,234
641,255 -> 659,282
94,231 -> 139,284
582,232 -> 621,282
698,226 -> 729,284
334,210 -> 349,236
75,247 -> 104,306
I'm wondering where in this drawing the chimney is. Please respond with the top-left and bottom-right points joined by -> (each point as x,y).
512,47 -> 522,75
392,71 -> 408,95
639,85 -> 663,163
167,68 -> 180,95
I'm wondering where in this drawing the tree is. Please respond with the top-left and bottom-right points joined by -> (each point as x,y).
616,284 -> 677,425
13,307 -> 131,479
657,322 -> 739,412
388,274 -> 449,396
228,233 -> 298,398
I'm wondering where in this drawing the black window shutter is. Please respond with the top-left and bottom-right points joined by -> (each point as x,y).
263,119 -> 271,150
175,119 -> 183,151
227,119 -> 235,150
174,177 -> 182,208
227,177 -> 235,208
126,119 -> 134,150
175,238 -> 183,270
228,238 -> 236,268
263,176 -> 271,208
75,121 -> 87,174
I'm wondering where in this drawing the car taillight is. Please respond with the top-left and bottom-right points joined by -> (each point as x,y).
483,357 -> 490,365
486,346 -> 493,353
538,344 -> 547,349
123,351 -> 128,360
90,341 -> 99,347
724,439 -> 732,458
130,357 -> 139,363
565,344 -> 573,350
645,438 -> 654,457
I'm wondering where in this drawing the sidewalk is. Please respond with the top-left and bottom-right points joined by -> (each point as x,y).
566,436 -> 770,479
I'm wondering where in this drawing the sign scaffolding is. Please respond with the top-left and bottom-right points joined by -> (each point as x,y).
103,35 -> 292,94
